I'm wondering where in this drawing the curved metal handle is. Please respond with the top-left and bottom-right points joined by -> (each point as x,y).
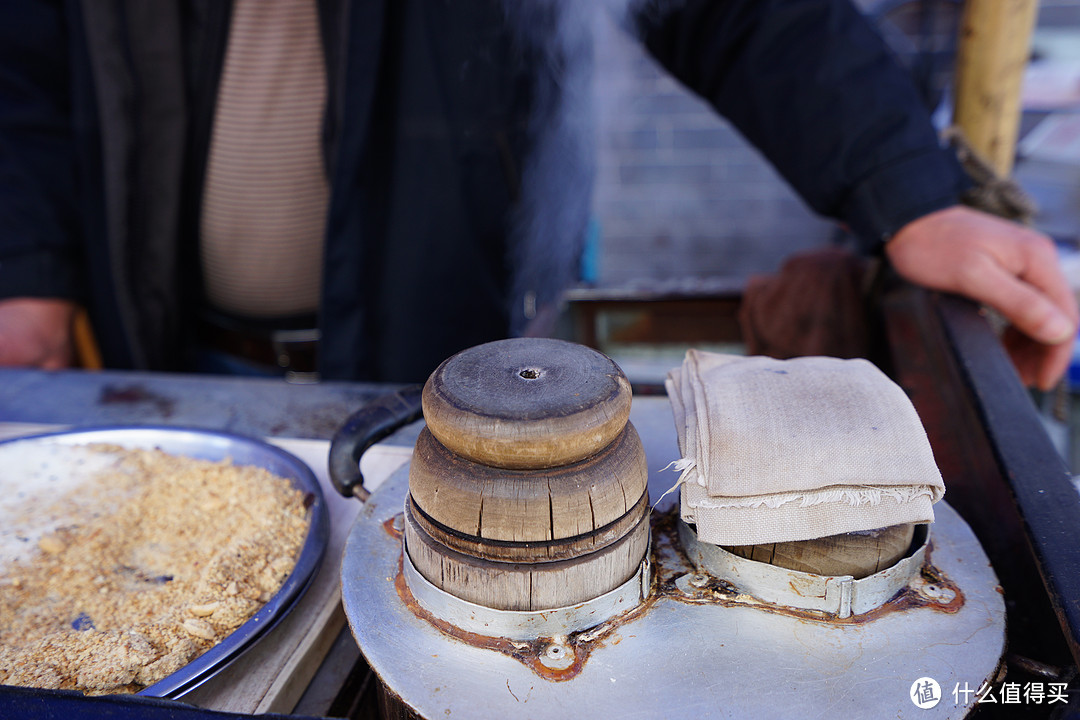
329,384 -> 423,500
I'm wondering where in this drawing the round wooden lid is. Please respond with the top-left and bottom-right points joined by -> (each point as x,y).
421,338 -> 632,469
409,423 -> 648,542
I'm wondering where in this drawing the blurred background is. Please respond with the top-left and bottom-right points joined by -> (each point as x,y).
568,0 -> 1080,473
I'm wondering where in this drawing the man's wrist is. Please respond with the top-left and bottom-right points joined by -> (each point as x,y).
840,149 -> 971,252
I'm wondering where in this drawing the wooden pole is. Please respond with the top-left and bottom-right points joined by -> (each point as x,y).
952,0 -> 1041,176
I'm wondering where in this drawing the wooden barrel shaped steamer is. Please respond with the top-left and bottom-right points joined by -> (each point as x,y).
406,338 -> 649,611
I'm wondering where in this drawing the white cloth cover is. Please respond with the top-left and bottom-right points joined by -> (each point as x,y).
665,351 -> 944,545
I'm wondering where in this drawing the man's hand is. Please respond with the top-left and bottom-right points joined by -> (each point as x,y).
0,297 -> 77,369
886,205 -> 1079,390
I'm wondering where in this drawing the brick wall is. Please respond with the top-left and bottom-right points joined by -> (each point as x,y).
590,15 -> 836,288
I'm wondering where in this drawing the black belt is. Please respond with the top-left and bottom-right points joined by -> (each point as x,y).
197,312 -> 320,377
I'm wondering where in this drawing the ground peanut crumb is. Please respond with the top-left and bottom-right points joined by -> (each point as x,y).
181,618 -> 217,641
189,601 -> 221,617
0,444 -> 311,696
37,535 -> 66,555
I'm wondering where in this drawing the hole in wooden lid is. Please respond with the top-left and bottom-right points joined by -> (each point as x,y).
519,368 -> 542,380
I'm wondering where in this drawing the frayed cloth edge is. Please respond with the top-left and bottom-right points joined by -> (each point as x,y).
684,484 -> 942,511
654,457 -> 699,509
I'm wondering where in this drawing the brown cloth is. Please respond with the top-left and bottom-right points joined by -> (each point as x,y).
738,247 -> 873,362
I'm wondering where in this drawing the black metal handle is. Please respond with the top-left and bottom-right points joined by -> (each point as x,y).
328,384 -> 423,500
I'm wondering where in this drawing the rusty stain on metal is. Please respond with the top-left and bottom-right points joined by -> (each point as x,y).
788,575 -> 827,599
666,559 -> 966,627
383,515 -> 403,540
393,548 -> 658,682
390,507 -> 965,681
652,507 -> 965,624
99,384 -> 176,417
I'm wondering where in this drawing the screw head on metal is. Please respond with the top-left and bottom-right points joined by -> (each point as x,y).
538,642 -> 575,670
919,582 -> 956,603
674,572 -> 712,597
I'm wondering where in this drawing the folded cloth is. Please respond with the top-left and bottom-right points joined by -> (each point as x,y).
665,351 -> 944,545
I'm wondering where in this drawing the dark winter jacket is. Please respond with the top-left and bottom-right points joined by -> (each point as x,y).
0,0 -> 967,382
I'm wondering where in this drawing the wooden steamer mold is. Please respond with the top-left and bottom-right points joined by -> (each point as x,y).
337,340 -> 1007,718
406,338 -> 649,611
338,341 -> 1007,718
724,522 -> 916,580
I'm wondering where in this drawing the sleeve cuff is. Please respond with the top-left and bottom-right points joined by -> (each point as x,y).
839,147 -> 974,252
0,249 -> 83,301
